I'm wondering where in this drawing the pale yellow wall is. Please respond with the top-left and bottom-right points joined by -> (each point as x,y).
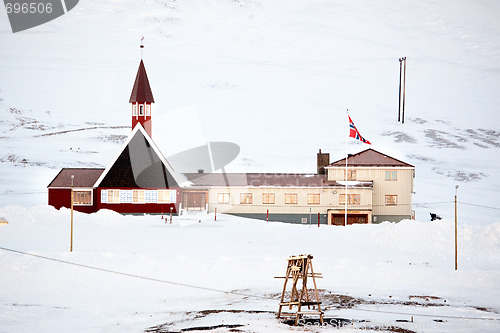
202,186 -> 373,215
327,167 -> 414,216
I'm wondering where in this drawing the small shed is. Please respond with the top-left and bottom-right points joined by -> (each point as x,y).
47,168 -> 104,213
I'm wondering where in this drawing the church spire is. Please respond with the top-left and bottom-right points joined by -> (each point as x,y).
130,39 -> 154,137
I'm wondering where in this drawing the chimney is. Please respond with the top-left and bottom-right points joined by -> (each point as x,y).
317,149 -> 330,174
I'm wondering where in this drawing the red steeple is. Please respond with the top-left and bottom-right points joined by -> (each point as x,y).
130,60 -> 154,137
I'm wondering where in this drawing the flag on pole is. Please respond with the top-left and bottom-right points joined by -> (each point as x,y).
348,115 -> 371,145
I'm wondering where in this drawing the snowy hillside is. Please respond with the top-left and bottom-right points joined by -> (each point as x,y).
1,0 -> 500,222
1,0 -> 500,332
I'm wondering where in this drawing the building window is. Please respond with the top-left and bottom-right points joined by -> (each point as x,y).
133,105 -> 137,116
158,190 -> 176,203
385,170 -> 397,181
262,193 -> 275,204
120,190 -> 133,203
307,193 -> 320,205
285,193 -> 298,204
240,193 -> 253,204
139,104 -> 144,116
385,195 -> 398,206
344,169 -> 356,180
107,190 -> 120,203
73,190 -> 92,205
146,104 -> 151,116
217,193 -> 230,204
132,190 -> 145,203
339,194 -> 360,205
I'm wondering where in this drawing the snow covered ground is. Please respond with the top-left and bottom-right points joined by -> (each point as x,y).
1,206 -> 499,332
1,0 -> 500,331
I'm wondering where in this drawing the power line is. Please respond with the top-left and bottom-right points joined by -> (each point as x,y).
459,202 -> 500,211
0,191 -> 46,196
0,246 -> 270,300
341,307 -> 500,322
1,246 -> 500,322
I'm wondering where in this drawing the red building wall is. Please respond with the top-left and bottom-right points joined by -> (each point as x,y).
48,188 -> 99,214
96,187 -> 181,215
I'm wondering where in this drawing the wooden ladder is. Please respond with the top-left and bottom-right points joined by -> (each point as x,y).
276,254 -> 324,325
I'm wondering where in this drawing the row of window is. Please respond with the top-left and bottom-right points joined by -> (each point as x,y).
217,193 -> 398,206
132,104 -> 151,117
221,193 -> 317,205
343,170 -> 397,181
101,189 -> 176,204
73,190 -> 398,206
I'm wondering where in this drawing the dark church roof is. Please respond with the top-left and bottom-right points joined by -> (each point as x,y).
129,60 -> 155,103
48,168 -> 105,188
329,148 -> 414,168
95,124 -> 181,188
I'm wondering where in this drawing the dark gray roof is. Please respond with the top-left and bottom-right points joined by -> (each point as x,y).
329,148 -> 414,167
129,60 -> 154,103
183,173 -> 373,188
48,168 -> 104,188
97,128 -> 179,188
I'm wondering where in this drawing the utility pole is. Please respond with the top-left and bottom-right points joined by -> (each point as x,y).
398,58 -> 403,122
70,175 -> 74,252
398,57 -> 407,123
402,57 -> 407,124
455,185 -> 459,270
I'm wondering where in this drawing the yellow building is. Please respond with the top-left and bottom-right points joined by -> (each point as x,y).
325,148 -> 415,224
180,149 -> 414,225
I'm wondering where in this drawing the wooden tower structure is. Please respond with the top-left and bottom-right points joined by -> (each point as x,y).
276,254 -> 324,325
130,59 -> 154,137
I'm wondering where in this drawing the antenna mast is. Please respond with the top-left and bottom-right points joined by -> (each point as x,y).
140,36 -> 144,59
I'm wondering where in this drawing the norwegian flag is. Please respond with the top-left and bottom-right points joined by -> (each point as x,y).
349,115 -> 371,144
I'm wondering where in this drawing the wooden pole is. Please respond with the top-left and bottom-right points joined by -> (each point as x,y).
402,57 -> 407,124
398,58 -> 403,122
214,207 -> 217,221
318,212 -> 320,227
70,175 -> 74,252
266,209 -> 269,222
170,206 -> 173,224
455,185 -> 459,270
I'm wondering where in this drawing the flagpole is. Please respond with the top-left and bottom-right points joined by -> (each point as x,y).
345,109 -> 348,227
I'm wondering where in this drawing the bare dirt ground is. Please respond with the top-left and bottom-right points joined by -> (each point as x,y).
145,290 -> 499,333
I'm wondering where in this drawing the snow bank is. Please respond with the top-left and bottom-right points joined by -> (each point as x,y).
0,206 -> 499,332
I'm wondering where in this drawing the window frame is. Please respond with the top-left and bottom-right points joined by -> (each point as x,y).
385,170 -> 397,181
285,193 -> 298,205
133,189 -> 145,203
339,194 -> 361,205
72,189 -> 93,206
217,193 -> 230,204
240,193 -> 253,204
158,190 -> 176,203
344,169 -> 356,181
385,195 -> 398,206
262,193 -> 275,204
107,189 -> 120,204
307,193 -> 320,205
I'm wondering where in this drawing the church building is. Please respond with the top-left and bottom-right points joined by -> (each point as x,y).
48,57 -> 415,224
48,59 -> 182,215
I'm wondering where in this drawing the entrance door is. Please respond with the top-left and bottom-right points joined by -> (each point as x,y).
330,214 -> 368,225
182,191 -> 207,211
332,215 -> 344,226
